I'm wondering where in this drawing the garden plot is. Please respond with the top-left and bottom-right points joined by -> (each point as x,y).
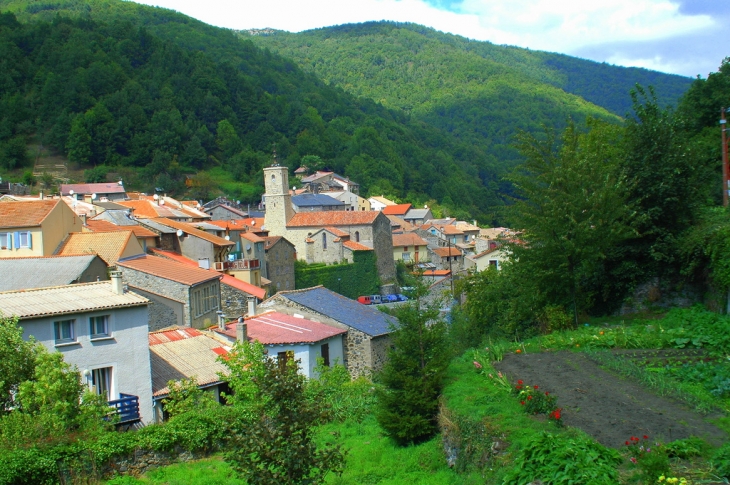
493,351 -> 727,449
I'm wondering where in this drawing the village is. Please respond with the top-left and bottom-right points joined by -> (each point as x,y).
0,163 -> 508,425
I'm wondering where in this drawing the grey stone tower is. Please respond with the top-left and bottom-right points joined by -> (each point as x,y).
263,163 -> 293,237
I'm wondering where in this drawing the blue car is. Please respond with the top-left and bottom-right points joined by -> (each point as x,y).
395,294 -> 408,302
383,294 -> 398,303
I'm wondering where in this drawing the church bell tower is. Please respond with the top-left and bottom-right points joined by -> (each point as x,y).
263,149 -> 293,237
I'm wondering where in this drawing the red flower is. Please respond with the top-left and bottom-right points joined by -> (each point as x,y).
520,401 -> 525,406
516,385 -> 522,390
545,392 -> 549,396
527,395 -> 533,400
625,441 -> 630,446
517,380 -> 524,385
533,385 -> 539,390
643,435 -> 648,440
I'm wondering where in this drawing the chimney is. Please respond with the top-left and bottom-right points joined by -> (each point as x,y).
247,296 -> 257,317
90,208 -> 96,218
110,271 -> 123,294
236,317 -> 248,342
217,311 -> 226,330
39,191 -> 44,200
80,214 -> 87,226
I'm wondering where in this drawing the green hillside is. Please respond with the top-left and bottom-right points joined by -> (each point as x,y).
0,0 -> 507,220
246,22 -> 692,164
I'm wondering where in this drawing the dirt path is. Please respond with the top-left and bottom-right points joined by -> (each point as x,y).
493,351 -> 727,449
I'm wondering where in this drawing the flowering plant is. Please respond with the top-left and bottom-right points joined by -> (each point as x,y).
512,379 -> 563,426
657,476 -> 690,485
624,434 -> 669,481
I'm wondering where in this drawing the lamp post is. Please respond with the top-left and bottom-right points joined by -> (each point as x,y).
722,107 -> 730,207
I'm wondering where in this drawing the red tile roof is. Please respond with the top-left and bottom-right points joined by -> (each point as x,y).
218,311 -> 346,345
287,211 -> 379,227
432,247 -> 462,257
206,218 -> 265,230
241,232 -> 265,243
116,200 -> 164,218
381,203 -> 412,215
149,218 -> 234,246
0,199 -> 59,228
392,233 -> 428,247
57,230 -> 138,265
440,225 -> 464,235
422,269 -> 451,277
85,219 -> 157,238
343,240 -> 372,251
150,249 -> 266,299
149,327 -> 203,346
324,226 -> 349,237
118,255 -> 221,286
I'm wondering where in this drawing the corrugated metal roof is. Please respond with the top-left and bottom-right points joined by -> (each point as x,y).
0,281 -> 148,319
149,218 -> 234,246
276,286 -> 396,337
218,311 -> 346,345
0,255 -> 103,292
149,328 -> 230,397
0,199 -> 59,228
118,255 -> 221,286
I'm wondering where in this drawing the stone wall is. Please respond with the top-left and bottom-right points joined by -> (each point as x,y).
122,268 -> 191,325
130,287 -> 183,331
103,448 -> 209,479
265,239 -> 296,292
220,282 -> 250,319
369,334 -> 392,375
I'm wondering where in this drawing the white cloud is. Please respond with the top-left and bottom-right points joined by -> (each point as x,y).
132,0 -> 716,76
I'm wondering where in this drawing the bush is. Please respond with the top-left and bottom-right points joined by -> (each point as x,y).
502,431 -> 621,485
712,442 -> 730,478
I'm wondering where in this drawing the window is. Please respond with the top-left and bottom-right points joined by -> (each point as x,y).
322,233 -> 327,249
193,284 -> 219,317
90,367 -> 112,399
403,246 -> 408,252
321,343 -> 330,367
489,260 -> 499,269
277,350 -> 294,371
54,319 -> 76,344
15,231 -> 32,249
402,252 -> 411,261
89,315 -> 109,338
0,233 -> 10,250
355,231 -> 360,242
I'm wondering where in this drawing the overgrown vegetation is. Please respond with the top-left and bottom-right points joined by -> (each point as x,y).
294,251 -> 379,298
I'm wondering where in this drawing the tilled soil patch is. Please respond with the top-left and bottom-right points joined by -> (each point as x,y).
493,351 -> 727,448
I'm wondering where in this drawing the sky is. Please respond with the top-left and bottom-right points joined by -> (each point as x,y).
132,0 -> 726,78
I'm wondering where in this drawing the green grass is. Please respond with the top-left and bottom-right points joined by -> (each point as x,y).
105,456 -> 245,484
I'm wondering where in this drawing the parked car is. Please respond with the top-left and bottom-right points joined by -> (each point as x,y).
383,294 -> 398,303
370,294 -> 382,304
395,294 -> 408,302
357,295 -> 372,305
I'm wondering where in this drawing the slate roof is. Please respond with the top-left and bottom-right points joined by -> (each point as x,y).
60,183 -> 126,196
381,203 -> 412,215
137,219 -> 178,234
403,208 -> 431,219
0,255 -> 105,292
0,199 -> 59,228
392,233 -> 428,247
291,193 -> 345,208
118,255 -> 221,286
57,231 -> 140,265
287,211 -> 379,227
275,286 -> 396,337
0,281 -> 148,320
149,327 -> 230,397
217,311 -> 346,345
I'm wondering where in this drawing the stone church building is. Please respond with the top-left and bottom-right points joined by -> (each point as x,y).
263,165 -> 395,284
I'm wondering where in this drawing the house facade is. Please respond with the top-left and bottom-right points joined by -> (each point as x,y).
0,199 -> 82,257
263,236 -> 296,292
392,233 -> 429,264
0,276 -> 154,424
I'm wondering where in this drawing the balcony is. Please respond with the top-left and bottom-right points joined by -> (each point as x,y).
213,259 -> 260,271
108,393 -> 140,424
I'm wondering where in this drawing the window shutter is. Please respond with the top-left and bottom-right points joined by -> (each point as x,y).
27,233 -> 32,249
13,232 -> 19,250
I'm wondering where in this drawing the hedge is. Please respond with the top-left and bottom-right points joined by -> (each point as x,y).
295,251 -> 379,299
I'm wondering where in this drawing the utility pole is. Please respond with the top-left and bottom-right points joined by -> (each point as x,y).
722,107 -> 729,206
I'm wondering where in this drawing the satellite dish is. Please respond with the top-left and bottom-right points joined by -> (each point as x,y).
118,180 -> 123,185
176,229 -> 184,237
91,193 -> 97,200
424,204 -> 428,209
293,186 -> 296,191
246,244 -> 252,251
160,199 -> 165,205
153,194 -> 159,200
225,235 -> 230,240
251,220 -> 256,226
236,200 -> 240,205
69,190 -> 74,195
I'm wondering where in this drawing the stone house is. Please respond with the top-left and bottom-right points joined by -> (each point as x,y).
118,254 -> 222,330
0,276 -> 154,424
117,196 -> 210,222
403,208 -> 433,226
430,246 -> 464,271
263,165 -> 395,284
0,198 -> 83,257
203,201 -> 249,221
304,227 -> 373,265
259,286 -> 397,378
325,190 -> 371,211
213,309 -> 346,378
263,236 -> 296,292
300,171 -> 359,194
291,193 -> 345,212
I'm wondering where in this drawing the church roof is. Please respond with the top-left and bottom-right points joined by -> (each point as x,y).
287,211 -> 379,227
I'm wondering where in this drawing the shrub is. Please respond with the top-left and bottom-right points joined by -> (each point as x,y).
712,442 -> 730,478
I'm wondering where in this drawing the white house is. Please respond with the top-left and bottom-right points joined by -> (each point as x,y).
0,273 -> 154,424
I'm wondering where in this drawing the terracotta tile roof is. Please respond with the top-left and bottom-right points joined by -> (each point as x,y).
149,327 -> 230,397
216,311 -> 346,345
287,211 -> 379,227
263,236 -> 282,249
57,231 -> 139,265
118,255 -> 221,286
241,232 -> 265,243
85,219 -> 157,238
381,203 -> 412,215
0,199 -> 59,228
440,225 -> 464,235
149,249 -> 266,299
116,200 -> 162,218
392,233 -> 428,247
432,247 -> 462,257
454,222 -> 481,232
324,226 -> 349,237
386,215 -> 416,231
0,281 -> 148,319
149,218 -> 234,246
60,183 -> 126,196
422,269 -> 451,277
343,240 -> 372,251
205,218 -> 265,230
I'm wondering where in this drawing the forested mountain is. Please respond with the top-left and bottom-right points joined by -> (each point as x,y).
246,22 -> 692,165
0,1 -> 693,223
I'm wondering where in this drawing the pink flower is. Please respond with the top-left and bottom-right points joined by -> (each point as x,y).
473,361 -> 482,369
630,457 -> 637,464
